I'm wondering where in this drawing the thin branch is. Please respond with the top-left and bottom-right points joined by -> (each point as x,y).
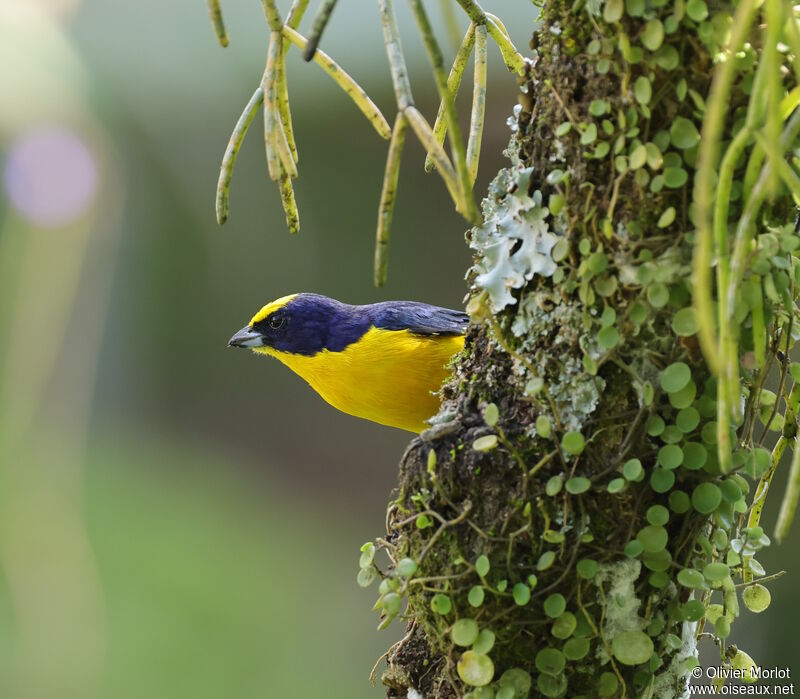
206,0 -> 229,47
303,0 -> 339,61
375,112 -> 408,287
409,0 -> 479,222
216,86 -> 264,224
425,23 -> 475,172
692,0 -> 759,374
466,22 -> 487,185
379,0 -> 414,109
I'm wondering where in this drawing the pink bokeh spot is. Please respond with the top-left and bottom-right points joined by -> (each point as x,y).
3,127 -> 98,228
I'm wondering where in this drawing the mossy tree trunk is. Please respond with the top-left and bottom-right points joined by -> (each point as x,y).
359,1 -> 800,698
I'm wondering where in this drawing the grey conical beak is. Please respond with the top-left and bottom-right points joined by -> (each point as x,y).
228,325 -> 265,348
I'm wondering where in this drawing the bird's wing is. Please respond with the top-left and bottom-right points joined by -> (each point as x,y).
370,302 -> 469,336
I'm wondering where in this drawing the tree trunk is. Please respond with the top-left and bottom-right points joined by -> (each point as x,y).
361,1 -> 799,698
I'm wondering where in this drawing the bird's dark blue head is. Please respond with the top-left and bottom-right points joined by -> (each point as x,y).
228,293 -> 373,356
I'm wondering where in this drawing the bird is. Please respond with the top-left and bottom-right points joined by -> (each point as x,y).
228,293 -> 468,433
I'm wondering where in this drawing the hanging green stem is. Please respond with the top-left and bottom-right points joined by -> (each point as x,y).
404,106 -> 460,204
303,0 -> 339,61
776,436 -> 800,542
425,23 -> 475,173
262,32 -> 283,181
729,109 -> 800,298
260,0 -> 283,31
746,381 -> 800,576
453,0 -> 525,74
378,0 -> 414,109
276,40 -> 298,163
762,0 -> 784,198
408,0 -> 479,223
282,26 -> 391,138
692,0 -> 759,375
278,167 -> 300,234
751,279 -> 766,369
287,0 -> 311,28
466,22 -> 487,186
207,0 -> 229,47
375,113 -> 408,287
216,86 -> 265,225
439,0 -> 463,51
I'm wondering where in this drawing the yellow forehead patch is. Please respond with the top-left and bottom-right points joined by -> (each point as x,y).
249,294 -> 298,325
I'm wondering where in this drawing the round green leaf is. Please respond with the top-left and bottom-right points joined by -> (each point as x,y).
473,435 -> 498,452
677,568 -> 705,588
658,444 -> 683,469
634,76 -> 652,104
469,585 -> 485,608
657,206 -> 676,228
552,612 -> 577,639
499,668 -> 531,697
396,557 -> 417,577
476,555 -> 490,577
669,490 -> 691,513
564,637 -> 590,660
637,524 -> 668,552
641,19 -> 664,51
608,477 -> 626,493
544,593 -> 566,618
692,482 -> 723,514
597,326 -> 620,349
624,539 -> 644,557
670,117 -> 700,149
703,562 -> 729,582
577,558 -> 599,579
562,431 -> 585,455
664,166 -> 688,188
566,476 -> 591,494
431,593 -> 452,615
537,551 -> 556,571
672,307 -> 698,336
473,628 -> 496,654
743,584 -> 771,613
612,630 -> 654,665
650,468 -> 675,493
682,442 -> 707,470
452,619 -> 480,647
647,282 -> 669,307
545,476 -> 563,497
597,671 -> 619,696
686,0 -> 708,21
623,458 -> 643,481
512,582 -> 531,606
535,647 -> 566,675
457,651 -> 495,687
661,362 -> 691,392
646,505 -> 669,526
676,407 -> 700,433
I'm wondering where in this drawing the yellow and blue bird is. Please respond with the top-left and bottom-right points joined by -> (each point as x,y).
228,293 -> 468,433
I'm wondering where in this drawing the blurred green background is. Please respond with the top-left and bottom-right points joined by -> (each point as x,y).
0,2 -> 797,698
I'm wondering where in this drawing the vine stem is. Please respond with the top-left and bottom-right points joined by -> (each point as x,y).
692,0 -> 759,375
425,23 -> 475,173
207,0 -> 229,46
374,112 -> 408,287
408,0 -> 479,223
216,86 -> 265,224
466,22 -> 487,185
303,0 -> 339,61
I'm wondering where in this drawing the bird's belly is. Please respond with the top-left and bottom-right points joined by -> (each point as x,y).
270,328 -> 463,432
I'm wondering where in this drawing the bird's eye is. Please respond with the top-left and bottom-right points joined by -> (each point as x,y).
269,314 -> 285,330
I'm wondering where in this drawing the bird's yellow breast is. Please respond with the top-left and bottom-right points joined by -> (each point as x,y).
255,327 -> 463,432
